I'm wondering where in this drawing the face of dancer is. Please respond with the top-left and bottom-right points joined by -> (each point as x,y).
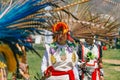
55,31 -> 67,45
85,36 -> 94,45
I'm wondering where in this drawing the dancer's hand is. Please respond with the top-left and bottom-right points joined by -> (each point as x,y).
44,70 -> 52,78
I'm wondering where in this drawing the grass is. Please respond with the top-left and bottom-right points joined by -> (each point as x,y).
8,44 -> 120,80
103,62 -> 120,80
103,48 -> 120,60
26,44 -> 45,79
103,48 -> 120,80
8,44 -> 45,80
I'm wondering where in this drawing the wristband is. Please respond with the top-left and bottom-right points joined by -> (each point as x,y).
100,69 -> 104,76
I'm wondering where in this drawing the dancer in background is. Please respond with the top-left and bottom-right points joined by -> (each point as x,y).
77,36 -> 104,80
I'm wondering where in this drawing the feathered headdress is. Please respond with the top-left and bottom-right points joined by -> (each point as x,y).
0,0 -> 60,55
0,0 -> 63,72
52,22 -> 69,34
42,0 -> 120,45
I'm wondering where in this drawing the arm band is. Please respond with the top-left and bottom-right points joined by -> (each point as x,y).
100,69 -> 104,76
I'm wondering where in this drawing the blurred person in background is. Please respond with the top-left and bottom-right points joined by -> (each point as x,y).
77,36 -> 104,80
12,43 -> 30,80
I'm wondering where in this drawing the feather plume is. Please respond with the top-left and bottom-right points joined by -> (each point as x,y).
39,0 -> 120,45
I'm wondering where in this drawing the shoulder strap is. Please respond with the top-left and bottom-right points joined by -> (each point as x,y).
77,41 -> 83,59
95,43 -> 102,58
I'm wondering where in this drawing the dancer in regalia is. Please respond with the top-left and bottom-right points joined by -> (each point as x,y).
41,22 -> 79,80
77,36 -> 104,80
0,0 -> 55,79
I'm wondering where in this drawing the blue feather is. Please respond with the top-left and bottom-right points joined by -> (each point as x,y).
0,0 -> 51,41
0,2 -> 50,27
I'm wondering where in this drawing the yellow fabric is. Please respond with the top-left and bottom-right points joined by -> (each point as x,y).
72,53 -> 76,63
0,44 -> 17,72
51,55 -> 56,64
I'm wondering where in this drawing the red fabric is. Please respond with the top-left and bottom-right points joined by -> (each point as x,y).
98,45 -> 100,59
92,69 -> 97,80
45,66 -> 75,80
67,34 -> 74,42
26,37 -> 33,43
102,46 -> 107,50
92,68 -> 100,80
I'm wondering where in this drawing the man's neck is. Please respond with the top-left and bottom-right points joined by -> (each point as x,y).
57,42 -> 66,45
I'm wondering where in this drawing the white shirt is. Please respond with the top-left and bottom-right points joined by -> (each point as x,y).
41,42 -> 79,80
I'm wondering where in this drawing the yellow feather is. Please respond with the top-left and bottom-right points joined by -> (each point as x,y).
0,61 -> 7,68
0,44 -> 17,72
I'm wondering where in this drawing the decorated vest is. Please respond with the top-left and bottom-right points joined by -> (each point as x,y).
45,41 -> 78,71
81,43 -> 100,72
